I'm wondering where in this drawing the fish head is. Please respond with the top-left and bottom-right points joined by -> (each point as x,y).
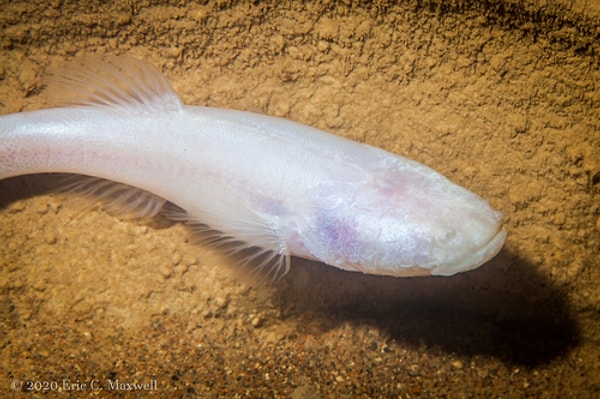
299,163 -> 506,277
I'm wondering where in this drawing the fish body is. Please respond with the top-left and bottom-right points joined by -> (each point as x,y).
0,56 -> 506,277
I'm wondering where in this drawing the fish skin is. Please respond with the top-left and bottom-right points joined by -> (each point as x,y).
0,56 -> 506,278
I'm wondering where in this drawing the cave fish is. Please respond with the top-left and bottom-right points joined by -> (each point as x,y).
0,56 -> 506,278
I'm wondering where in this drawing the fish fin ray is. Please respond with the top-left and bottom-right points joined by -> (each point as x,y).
57,174 -> 166,219
162,188 -> 291,280
44,55 -> 182,112
187,224 -> 291,282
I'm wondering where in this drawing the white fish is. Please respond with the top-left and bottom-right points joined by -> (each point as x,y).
0,56 -> 506,278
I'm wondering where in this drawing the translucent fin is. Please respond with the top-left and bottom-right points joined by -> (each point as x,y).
57,175 -> 166,219
162,191 -> 291,281
44,55 -> 183,112
187,222 -> 291,283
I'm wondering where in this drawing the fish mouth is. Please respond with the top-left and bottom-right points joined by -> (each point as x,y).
357,226 -> 508,278
474,227 -> 507,268
433,226 -> 508,276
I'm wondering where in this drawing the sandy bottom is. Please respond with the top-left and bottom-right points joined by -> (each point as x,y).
1,1 -> 599,397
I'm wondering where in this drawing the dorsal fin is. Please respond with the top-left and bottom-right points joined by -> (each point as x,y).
44,55 -> 183,112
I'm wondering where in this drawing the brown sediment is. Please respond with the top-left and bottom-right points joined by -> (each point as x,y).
1,1 -> 599,397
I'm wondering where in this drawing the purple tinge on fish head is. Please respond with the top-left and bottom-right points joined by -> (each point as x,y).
311,210 -> 363,267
